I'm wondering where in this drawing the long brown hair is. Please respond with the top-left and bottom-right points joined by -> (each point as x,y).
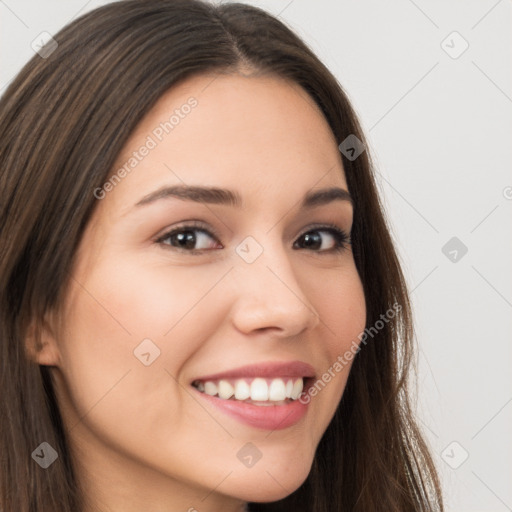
0,1 -> 444,510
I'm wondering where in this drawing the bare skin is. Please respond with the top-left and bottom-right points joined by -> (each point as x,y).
33,71 -> 366,512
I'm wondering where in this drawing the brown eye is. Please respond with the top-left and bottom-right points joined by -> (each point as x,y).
155,222 -> 349,254
156,225 -> 221,252
294,226 -> 349,253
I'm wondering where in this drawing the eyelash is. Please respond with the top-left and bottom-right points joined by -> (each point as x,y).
155,221 -> 351,255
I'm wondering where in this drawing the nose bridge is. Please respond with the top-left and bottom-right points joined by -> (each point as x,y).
229,234 -> 320,336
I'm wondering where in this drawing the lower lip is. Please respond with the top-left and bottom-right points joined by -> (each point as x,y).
192,387 -> 310,430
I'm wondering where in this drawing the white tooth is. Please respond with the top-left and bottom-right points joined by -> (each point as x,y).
234,379 -> 250,400
204,381 -> 218,396
250,378 -> 269,401
285,379 -> 294,398
269,378 -> 286,401
218,380 -> 234,399
290,378 -> 303,400
196,381 -> 205,392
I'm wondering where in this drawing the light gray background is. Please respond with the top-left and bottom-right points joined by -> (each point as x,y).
1,1 -> 511,510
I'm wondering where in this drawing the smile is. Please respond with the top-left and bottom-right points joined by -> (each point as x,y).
189,360 -> 315,430
191,377 -> 305,404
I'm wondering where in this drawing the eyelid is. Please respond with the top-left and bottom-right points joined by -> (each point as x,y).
154,219 -> 222,244
297,222 -> 349,238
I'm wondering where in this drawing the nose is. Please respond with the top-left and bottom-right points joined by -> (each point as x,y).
228,240 -> 320,338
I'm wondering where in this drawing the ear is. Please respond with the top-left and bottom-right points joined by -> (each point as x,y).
25,312 -> 62,366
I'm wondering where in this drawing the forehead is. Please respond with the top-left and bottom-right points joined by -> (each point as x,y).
104,72 -> 348,215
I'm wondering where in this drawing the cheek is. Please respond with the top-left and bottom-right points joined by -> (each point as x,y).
309,263 -> 366,356
56,256 -> 233,412
53,257 -> 236,470
67,254 -> 233,346
302,263 -> 366,417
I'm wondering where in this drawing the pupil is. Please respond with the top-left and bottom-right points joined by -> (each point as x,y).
303,232 -> 320,249
176,231 -> 196,249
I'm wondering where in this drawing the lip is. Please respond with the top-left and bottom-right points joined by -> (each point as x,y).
189,360 -> 315,431
191,360 -> 316,383
191,384 -> 312,430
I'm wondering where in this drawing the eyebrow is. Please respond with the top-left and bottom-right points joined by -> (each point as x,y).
134,184 -> 353,210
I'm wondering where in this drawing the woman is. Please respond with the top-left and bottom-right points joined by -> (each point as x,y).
0,1 -> 444,511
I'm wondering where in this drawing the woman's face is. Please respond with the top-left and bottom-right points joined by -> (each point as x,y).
45,72 -> 366,511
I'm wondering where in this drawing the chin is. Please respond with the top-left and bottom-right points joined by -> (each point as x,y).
227,458 -> 312,503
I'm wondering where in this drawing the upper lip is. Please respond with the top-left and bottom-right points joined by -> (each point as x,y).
191,360 -> 316,383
